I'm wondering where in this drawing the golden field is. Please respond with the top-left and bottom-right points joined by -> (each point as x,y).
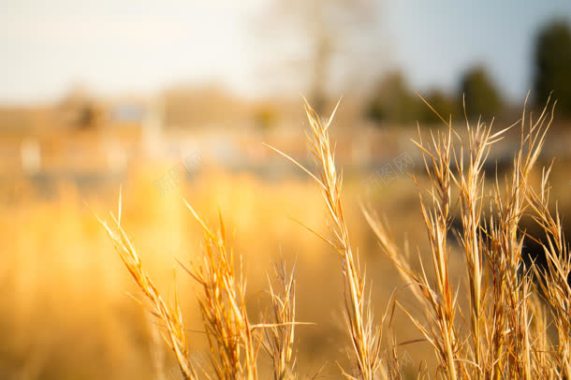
2,103 -> 571,379
0,169 -> 426,379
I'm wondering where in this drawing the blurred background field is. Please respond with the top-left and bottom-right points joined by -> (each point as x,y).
1,1 -> 571,379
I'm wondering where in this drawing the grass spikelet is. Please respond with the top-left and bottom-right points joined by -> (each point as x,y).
183,203 -> 259,380
263,262 -> 298,380
100,212 -> 198,380
270,100 -> 387,379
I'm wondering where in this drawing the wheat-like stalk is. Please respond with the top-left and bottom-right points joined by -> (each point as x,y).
269,100 -> 387,379
527,169 -> 571,378
100,210 -> 198,380
183,203 -> 259,380
366,124 -> 463,379
486,100 -> 552,379
365,98 -> 565,379
453,118 -> 508,375
101,98 -> 571,380
263,262 -> 298,380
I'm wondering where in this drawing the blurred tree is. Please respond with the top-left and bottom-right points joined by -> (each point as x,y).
366,72 -> 420,124
534,21 -> 571,118
257,0 -> 387,115
418,89 -> 457,124
59,87 -> 104,129
460,66 -> 503,120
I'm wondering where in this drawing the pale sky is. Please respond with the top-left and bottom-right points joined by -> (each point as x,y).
386,0 -> 571,101
0,0 -> 570,104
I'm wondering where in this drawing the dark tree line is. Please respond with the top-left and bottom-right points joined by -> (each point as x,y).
534,20 -> 571,118
367,20 -> 571,125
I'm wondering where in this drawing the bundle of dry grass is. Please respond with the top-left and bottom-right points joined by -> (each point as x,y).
262,262 -> 298,380
181,203 -> 258,380
269,101 -> 388,379
103,99 -> 570,379
366,99 -> 571,378
102,199 -> 299,380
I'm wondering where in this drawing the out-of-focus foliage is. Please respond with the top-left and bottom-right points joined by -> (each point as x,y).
460,66 -> 503,120
534,20 -> 571,118
366,72 -> 419,124
59,88 -> 105,130
418,89 -> 457,124
258,0 -> 386,116
253,104 -> 279,131
366,73 -> 457,125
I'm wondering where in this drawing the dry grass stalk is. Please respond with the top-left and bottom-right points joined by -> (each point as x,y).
367,125 -> 463,379
527,292 -> 552,378
365,98 -> 568,379
263,262 -> 298,380
414,126 -> 461,379
304,101 -> 387,380
528,170 -> 571,378
104,198 -> 299,380
102,99 -> 571,380
270,100 -> 387,379
146,310 -> 168,380
485,101 -> 552,379
453,118 -> 508,375
100,210 -> 197,380
183,203 -> 259,380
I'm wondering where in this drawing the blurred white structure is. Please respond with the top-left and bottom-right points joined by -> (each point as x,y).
142,95 -> 165,157
20,138 -> 41,174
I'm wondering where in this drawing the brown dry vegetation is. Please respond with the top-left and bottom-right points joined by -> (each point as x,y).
102,100 -> 571,379
1,168 -> 418,379
2,101 -> 571,379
